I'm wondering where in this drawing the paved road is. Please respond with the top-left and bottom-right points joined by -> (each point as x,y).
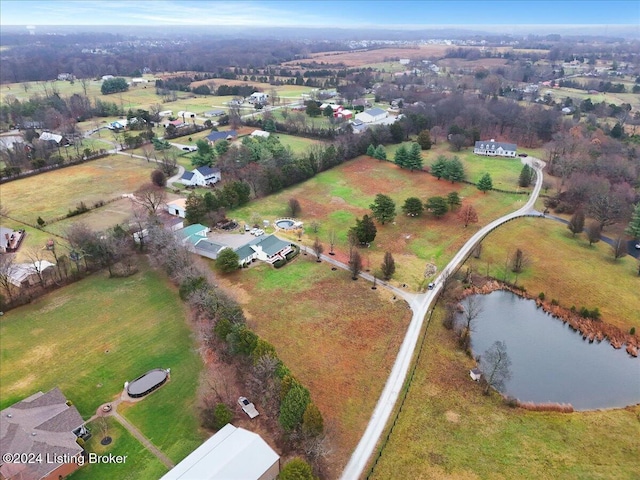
339,157 -> 546,480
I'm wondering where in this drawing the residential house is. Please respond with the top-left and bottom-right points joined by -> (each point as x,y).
355,107 -> 388,124
180,166 -> 222,187
8,260 -> 56,288
235,234 -> 292,266
166,198 -> 187,218
0,226 -> 25,253
177,111 -> 196,120
247,92 -> 269,104
160,424 -> 279,480
204,110 -> 225,117
473,139 -> 517,157
101,75 -> 114,81
206,130 -> 237,144
177,224 -> 210,246
38,131 -> 69,146
107,119 -> 128,130
349,119 -> 368,134
0,388 -> 88,480
131,77 -> 148,85
250,130 -> 270,139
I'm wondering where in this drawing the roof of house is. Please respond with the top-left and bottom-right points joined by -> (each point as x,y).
0,388 -> 84,480
160,423 -> 279,480
194,166 -> 221,178
206,130 -> 237,143
250,130 -> 270,138
177,224 -> 208,242
254,235 -> 291,257
9,261 -> 56,287
180,171 -> 195,181
194,239 -> 226,255
39,132 -> 63,144
235,243 -> 257,261
204,110 -> 225,115
167,198 -> 187,209
474,140 -> 517,151
363,107 -> 387,117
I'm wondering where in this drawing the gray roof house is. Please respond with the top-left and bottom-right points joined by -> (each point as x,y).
180,166 -> 221,187
355,107 -> 388,124
206,130 -> 237,144
0,388 -> 86,480
473,139 -> 517,157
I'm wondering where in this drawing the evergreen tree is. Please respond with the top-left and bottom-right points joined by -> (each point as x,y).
279,458 -> 315,480
374,145 -> 387,161
477,172 -> 493,193
185,192 -> 207,225
431,155 -> 448,180
215,248 -> 240,273
445,156 -> 465,183
417,129 -> 432,150
402,197 -> 424,216
425,196 -> 449,218
447,191 -> 462,210
351,215 -> 377,244
518,164 -> 534,187
407,142 -> 423,171
390,122 -> 405,143
302,402 -> 324,437
394,145 -> 409,168
370,193 -> 396,224
625,203 -> 640,239
366,144 -> 376,156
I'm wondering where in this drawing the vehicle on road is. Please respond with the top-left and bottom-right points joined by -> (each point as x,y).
428,282 -> 435,290
238,396 -> 259,419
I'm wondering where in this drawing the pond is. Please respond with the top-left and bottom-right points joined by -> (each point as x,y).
466,291 -> 640,410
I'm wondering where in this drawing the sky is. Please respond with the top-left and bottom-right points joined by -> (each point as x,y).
1,0 -> 638,28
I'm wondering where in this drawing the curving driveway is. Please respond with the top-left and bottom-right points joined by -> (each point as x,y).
339,157 -> 546,480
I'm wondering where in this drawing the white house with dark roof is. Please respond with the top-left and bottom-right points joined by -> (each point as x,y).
0,388 -> 87,480
161,424 -> 279,480
180,166 -> 221,187
473,139 -> 517,157
355,107 -> 388,124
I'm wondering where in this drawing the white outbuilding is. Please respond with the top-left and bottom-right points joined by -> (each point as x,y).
160,424 -> 280,480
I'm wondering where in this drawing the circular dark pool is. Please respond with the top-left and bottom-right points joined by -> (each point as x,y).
126,368 -> 168,398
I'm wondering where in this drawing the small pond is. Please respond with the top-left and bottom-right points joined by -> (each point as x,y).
465,291 -> 640,410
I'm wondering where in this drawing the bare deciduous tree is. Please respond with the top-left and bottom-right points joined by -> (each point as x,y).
585,221 -> 601,246
328,230 -> 336,255
611,236 -> 627,260
135,183 -> 167,216
312,237 -> 323,262
288,198 -> 301,217
0,254 -> 17,302
349,250 -> 362,280
480,340 -> 512,395
459,295 -> 483,348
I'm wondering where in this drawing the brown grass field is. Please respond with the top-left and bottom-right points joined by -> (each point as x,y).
465,217 -> 640,332
215,256 -> 411,479
232,155 -> 526,290
1,155 -> 156,224
369,308 -> 640,480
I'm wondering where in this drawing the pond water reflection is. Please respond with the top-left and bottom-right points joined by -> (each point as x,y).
466,291 -> 640,410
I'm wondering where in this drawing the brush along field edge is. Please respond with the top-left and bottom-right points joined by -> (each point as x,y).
340,157 -> 545,480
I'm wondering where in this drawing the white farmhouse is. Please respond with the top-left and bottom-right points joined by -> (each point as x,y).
473,139 -> 517,158
180,166 -> 221,187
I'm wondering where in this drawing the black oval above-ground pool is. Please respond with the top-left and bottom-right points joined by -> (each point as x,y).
126,368 -> 169,398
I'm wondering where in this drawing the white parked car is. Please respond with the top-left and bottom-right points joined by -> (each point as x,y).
249,228 -> 258,235
254,229 -> 265,236
238,396 -> 259,419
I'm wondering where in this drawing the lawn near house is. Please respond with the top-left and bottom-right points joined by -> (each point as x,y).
230,156 -> 526,290
0,262 -> 205,465
1,154 -> 157,224
68,417 -> 168,480
368,308 -> 640,480
215,256 -> 411,479
465,217 -> 640,332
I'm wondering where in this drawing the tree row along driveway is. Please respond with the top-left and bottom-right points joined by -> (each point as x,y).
339,157 -> 546,480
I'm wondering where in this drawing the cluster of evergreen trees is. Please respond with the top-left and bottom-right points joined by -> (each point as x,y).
430,155 -> 466,183
393,143 -> 424,171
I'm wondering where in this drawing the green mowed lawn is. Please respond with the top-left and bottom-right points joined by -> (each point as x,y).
272,133 -> 325,154
466,217 -> 640,332
230,156 -> 525,289
0,263 -> 204,462
1,155 -> 156,223
68,417 -> 168,480
370,311 -> 640,480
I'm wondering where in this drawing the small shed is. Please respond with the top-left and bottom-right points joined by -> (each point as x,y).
470,368 -> 482,381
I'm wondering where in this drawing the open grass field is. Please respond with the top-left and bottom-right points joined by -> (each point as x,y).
0,264 -> 204,449
1,154 -> 156,224
369,309 -> 640,480
45,197 -> 138,237
465,217 -> 640,332
230,156 -> 526,290
384,142 -> 531,192
68,417 -> 168,480
272,133 -> 325,153
215,255 -> 411,478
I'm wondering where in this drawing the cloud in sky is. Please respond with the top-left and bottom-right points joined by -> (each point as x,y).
1,1 -> 637,27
